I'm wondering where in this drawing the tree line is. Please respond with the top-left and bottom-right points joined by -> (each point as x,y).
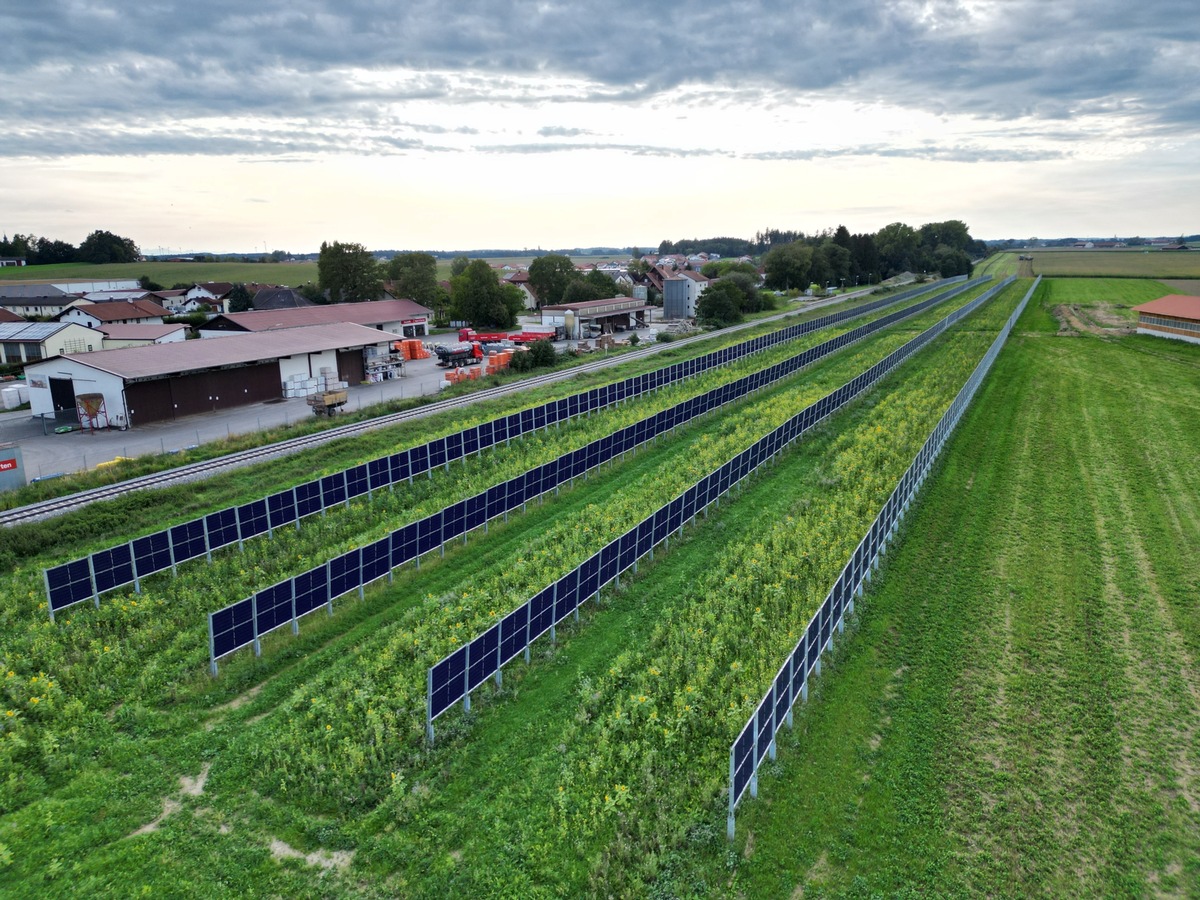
0,230 -> 141,265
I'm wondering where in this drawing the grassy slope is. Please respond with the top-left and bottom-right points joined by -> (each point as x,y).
713,286 -> 1200,897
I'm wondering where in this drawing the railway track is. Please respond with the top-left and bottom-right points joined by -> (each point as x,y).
2,299 -> 865,527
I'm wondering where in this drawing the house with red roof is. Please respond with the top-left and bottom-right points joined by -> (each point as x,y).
1131,295 -> 1200,346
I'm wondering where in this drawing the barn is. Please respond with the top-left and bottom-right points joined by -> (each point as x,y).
1131,295 -> 1200,346
198,298 -> 433,339
24,322 -> 393,427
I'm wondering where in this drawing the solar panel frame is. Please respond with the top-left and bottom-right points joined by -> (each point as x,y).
132,531 -> 172,578
46,559 -> 94,612
91,543 -> 135,595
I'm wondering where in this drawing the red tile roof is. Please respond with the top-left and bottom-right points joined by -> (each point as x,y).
1132,295 -> 1200,321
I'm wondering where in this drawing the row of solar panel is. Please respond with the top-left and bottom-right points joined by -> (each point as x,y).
424,278 -> 1000,728
208,279 -> 986,670
48,280 -> 971,619
728,276 -> 1029,828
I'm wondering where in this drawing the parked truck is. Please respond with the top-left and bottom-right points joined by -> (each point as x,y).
510,327 -> 564,344
458,328 -> 508,343
434,342 -> 484,367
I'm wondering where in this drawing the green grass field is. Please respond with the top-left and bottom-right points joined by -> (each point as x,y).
2,277 -> 1197,897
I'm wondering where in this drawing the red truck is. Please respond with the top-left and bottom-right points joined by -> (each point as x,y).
458,328 -> 509,343
509,327 -> 563,344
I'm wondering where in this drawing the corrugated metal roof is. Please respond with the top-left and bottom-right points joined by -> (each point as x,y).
0,322 -> 73,341
1132,294 -> 1200,321
203,298 -> 433,332
35,322 -> 392,380
97,324 -> 187,340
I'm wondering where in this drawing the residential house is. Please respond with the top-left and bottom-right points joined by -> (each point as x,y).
505,270 -> 539,310
57,299 -> 170,329
0,321 -> 105,365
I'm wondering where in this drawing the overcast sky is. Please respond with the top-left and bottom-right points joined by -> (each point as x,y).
2,1 -> 1197,254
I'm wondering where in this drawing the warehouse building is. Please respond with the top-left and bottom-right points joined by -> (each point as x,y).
1131,295 -> 1200,346
539,296 -> 654,339
0,321 -> 105,365
24,322 -> 393,427
198,298 -> 433,339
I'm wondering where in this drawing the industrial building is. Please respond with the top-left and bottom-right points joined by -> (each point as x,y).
198,298 -> 433,339
23,322 -> 395,427
539,296 -> 654,339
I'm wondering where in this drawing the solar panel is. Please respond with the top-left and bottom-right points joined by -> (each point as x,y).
205,507 -> 240,551
528,585 -> 555,641
46,559 -> 94,612
267,490 -> 297,530
132,531 -> 172,577
362,537 -> 391,585
294,565 -> 330,617
754,691 -> 773,764
210,598 -> 255,659
170,519 -> 208,564
499,604 -> 529,667
255,581 -> 293,637
319,473 -> 346,508
91,543 -> 135,594
345,464 -> 370,499
295,479 -> 323,518
329,548 -> 361,599
467,625 -> 500,692
429,645 -> 468,720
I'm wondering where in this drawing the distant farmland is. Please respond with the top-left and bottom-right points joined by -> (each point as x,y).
1020,249 -> 1200,278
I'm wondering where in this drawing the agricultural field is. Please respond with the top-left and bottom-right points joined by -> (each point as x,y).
3,275 -> 1196,896
1040,277 -> 1177,333
1005,249 -> 1200,279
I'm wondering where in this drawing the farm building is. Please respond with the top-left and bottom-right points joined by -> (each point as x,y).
540,295 -> 654,339
96,323 -> 189,349
23,322 -> 393,427
198,298 -> 433,339
0,321 -> 105,365
1131,295 -> 1200,346
57,298 -> 171,329
0,284 -> 80,319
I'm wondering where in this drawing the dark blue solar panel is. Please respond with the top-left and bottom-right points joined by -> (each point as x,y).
329,548 -> 361,599
345,464 -> 370,499
754,690 -> 774,764
205,507 -> 240,550
790,645 -> 806,698
579,553 -> 601,599
444,430 -> 463,463
428,439 -> 447,469
267,490 -> 297,530
507,473 -> 527,507
368,457 -> 391,491
429,645 -> 468,720
294,565 -> 329,617
519,408 -> 534,434
409,442 -> 429,476
499,604 -> 529,666
477,420 -> 495,450
133,531 -> 172,577
170,519 -> 208,564
554,398 -> 570,423
418,514 -> 442,555
652,506 -> 670,543
462,427 -> 480,456
532,404 -> 547,430
320,473 -> 347,509
773,668 -> 791,727
46,559 -> 94,611
444,500 -> 466,542
389,451 -> 411,484
668,497 -> 684,532
807,621 -> 820,671
529,585 -> 555,640
91,543 -> 135,594
618,529 -> 638,570
636,519 -> 653,556
392,522 -> 418,567
554,568 -> 579,623
466,492 -> 487,530
363,537 -> 391,584
295,480 -> 323,518
210,598 -> 255,659
255,581 -> 293,636
467,625 -> 500,692
506,412 -> 522,439
237,498 -> 270,540
486,483 -> 507,519
599,540 -> 619,584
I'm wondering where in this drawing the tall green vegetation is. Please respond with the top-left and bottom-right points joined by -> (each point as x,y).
316,240 -> 384,303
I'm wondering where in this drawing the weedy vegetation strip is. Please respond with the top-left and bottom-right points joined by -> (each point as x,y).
42,280 -> 969,614
727,277 -> 1037,835
207,278 -> 984,670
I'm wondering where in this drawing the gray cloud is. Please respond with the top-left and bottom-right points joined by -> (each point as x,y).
0,0 -> 1196,158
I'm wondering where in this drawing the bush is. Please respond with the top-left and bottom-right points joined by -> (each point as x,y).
656,331 -> 675,343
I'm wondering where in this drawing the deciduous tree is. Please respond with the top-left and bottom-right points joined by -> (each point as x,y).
527,253 -> 579,308
317,240 -> 383,303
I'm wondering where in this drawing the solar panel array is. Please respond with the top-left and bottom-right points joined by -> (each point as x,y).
205,277 -> 986,672
426,276 -> 1017,738
44,278 -> 970,619
727,275 -> 1035,838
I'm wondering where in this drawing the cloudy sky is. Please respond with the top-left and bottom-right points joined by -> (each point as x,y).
2,1 -> 1197,254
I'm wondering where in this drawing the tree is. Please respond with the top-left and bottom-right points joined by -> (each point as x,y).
720,272 -> 762,312
696,280 -> 744,328
450,259 -> 522,329
317,240 -> 383,303
561,280 -> 606,305
450,255 -> 470,277
584,268 -> 620,298
762,241 -> 812,291
137,274 -> 165,292
874,222 -> 919,278
701,260 -> 757,279
387,252 -> 441,309
78,229 -> 139,264
34,237 -> 77,264
227,283 -> 253,312
527,253 -> 579,308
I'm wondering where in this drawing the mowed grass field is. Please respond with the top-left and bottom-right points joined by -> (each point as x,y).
716,281 -> 1200,897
